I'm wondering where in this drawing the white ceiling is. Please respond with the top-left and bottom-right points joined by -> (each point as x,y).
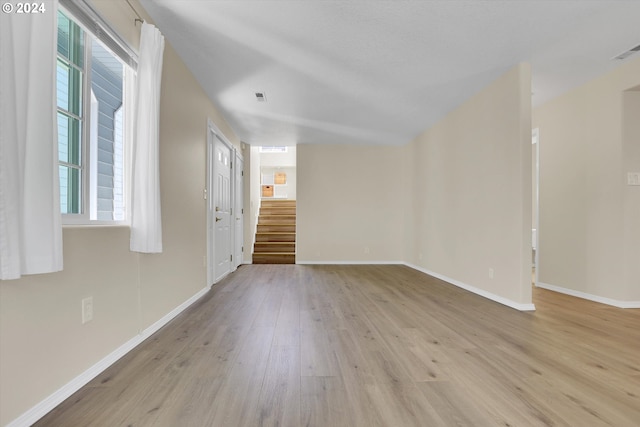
138,0 -> 640,146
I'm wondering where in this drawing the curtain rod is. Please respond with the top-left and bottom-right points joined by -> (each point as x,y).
124,0 -> 144,25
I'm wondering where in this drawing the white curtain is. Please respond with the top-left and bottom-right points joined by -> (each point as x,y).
130,22 -> 165,253
0,0 -> 63,280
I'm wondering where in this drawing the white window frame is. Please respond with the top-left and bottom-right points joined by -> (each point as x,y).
58,1 -> 137,226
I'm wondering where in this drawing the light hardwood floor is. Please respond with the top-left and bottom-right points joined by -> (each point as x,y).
35,265 -> 640,426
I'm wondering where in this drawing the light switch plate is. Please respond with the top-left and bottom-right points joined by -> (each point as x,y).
628,172 -> 640,186
82,297 -> 93,324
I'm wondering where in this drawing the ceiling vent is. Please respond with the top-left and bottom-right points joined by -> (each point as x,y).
613,43 -> 640,60
255,92 -> 267,102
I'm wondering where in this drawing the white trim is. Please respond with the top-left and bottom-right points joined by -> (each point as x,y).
532,128 -> 540,287
537,282 -> 640,309
405,263 -> 536,312
296,260 -> 405,265
233,150 -> 244,271
6,287 -> 210,427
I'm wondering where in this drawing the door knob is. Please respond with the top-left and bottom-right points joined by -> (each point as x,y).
216,217 -> 222,222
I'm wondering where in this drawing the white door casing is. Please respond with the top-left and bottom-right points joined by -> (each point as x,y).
532,128 -> 539,287
234,153 -> 244,268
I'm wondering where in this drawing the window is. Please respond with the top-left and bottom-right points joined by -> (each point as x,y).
56,5 -> 134,222
259,146 -> 288,153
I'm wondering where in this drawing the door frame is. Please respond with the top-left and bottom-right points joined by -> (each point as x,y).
233,151 -> 244,268
207,119 -> 236,286
532,127 -> 540,287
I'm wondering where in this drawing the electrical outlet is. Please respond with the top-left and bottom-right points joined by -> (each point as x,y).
418,253 -> 423,260
82,297 -> 93,324
364,246 -> 370,254
488,268 -> 494,279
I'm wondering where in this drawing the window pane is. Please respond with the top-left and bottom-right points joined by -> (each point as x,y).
57,112 -> 81,166
59,165 -> 81,214
57,10 -> 84,68
56,59 -> 83,116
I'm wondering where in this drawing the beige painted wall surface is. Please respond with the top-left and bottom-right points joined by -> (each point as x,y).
408,64 -> 533,305
242,144 -> 255,264
533,57 -> 640,302
247,146 -> 261,263
297,144 -> 407,262
622,90 -> 640,300
260,146 -> 296,167
0,228 -> 139,425
0,1 -> 241,424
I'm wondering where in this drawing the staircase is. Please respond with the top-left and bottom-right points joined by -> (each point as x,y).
253,199 -> 296,264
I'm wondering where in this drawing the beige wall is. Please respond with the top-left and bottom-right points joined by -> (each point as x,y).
247,145 -> 261,262
0,1 -> 240,424
533,57 -> 640,302
622,89 -> 640,300
407,63 -> 533,305
242,143 -> 255,264
297,144 -> 408,262
297,65 -> 532,307
260,146 -> 296,168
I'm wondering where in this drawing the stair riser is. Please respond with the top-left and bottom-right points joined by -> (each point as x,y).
254,243 -> 295,252
261,200 -> 297,208
258,217 -> 296,225
255,233 -> 296,242
257,224 -> 296,233
260,207 -> 296,215
253,254 -> 295,264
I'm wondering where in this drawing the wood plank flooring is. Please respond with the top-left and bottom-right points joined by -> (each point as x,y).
35,265 -> 640,426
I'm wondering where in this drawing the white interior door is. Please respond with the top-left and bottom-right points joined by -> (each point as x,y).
208,124 -> 232,283
234,153 -> 244,268
215,136 -> 232,280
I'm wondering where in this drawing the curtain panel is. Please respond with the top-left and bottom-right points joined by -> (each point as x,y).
130,22 -> 165,253
0,0 -> 63,280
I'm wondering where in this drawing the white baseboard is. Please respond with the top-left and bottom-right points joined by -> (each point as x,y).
296,260 -> 404,265
537,282 -> 640,309
405,263 -> 536,312
7,287 -> 210,427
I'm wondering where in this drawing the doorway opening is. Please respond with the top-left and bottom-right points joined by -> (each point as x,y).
250,145 -> 297,264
